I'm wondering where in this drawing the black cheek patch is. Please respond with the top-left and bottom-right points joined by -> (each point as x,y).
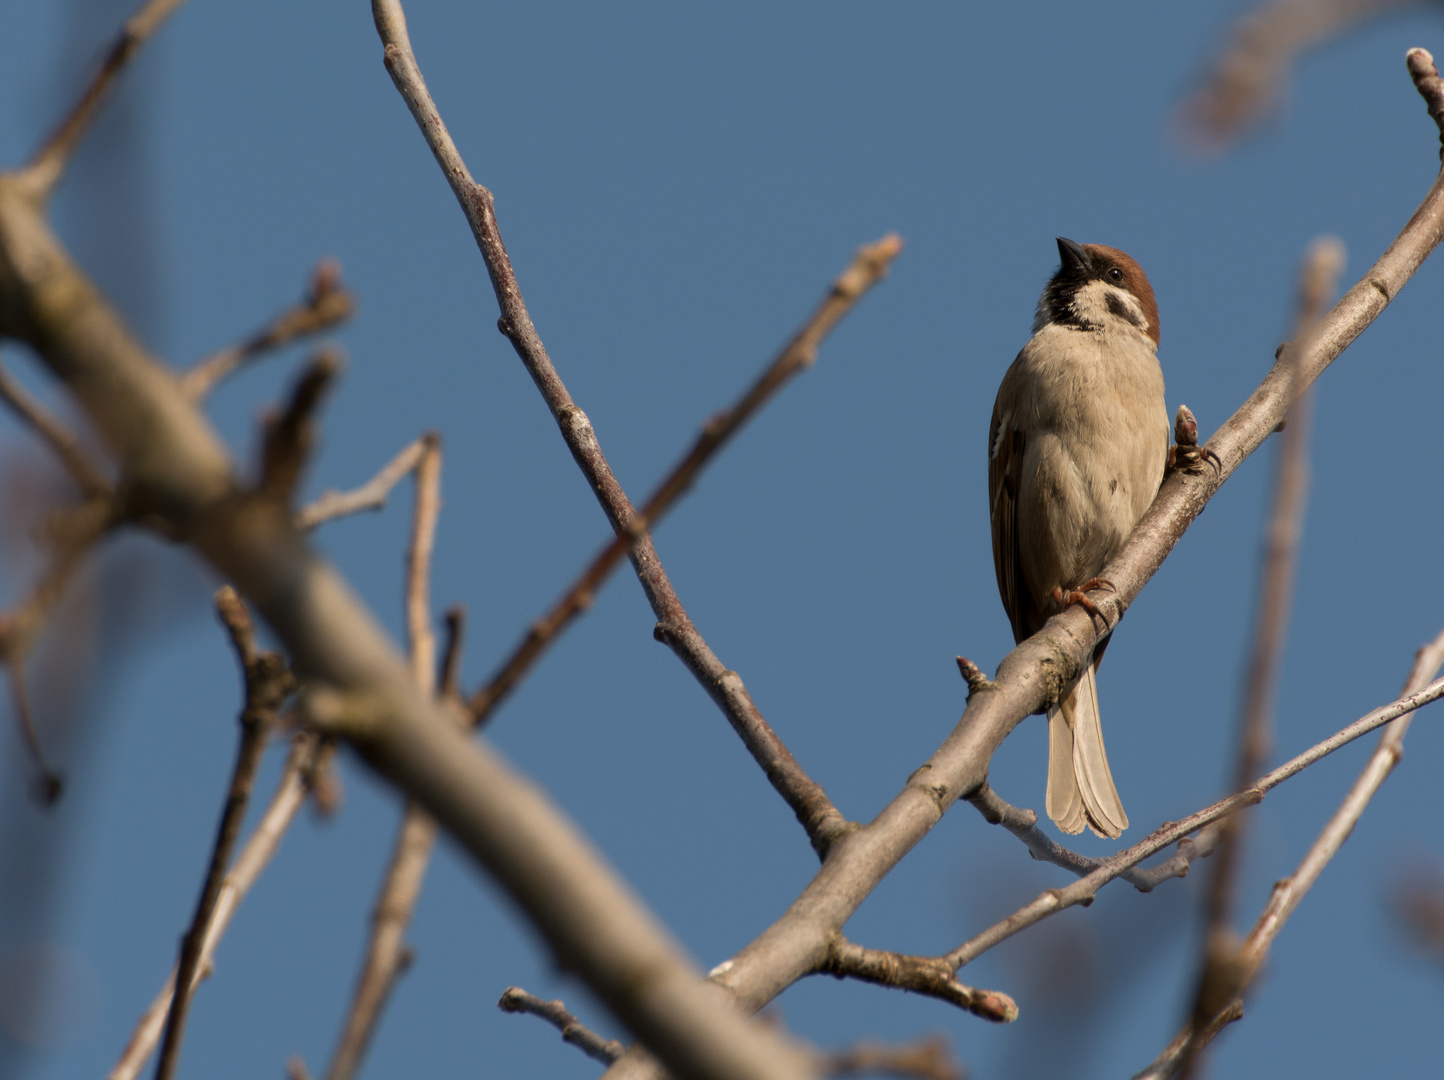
1105,291 -> 1144,329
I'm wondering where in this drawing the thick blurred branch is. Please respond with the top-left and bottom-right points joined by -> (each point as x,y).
1177,0 -> 1424,154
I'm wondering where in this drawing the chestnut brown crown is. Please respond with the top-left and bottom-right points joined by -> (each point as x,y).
1034,237 -> 1161,348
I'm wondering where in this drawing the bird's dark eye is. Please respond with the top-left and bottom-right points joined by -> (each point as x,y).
1107,267 -> 1124,282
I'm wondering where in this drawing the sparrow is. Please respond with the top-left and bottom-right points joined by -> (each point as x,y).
988,238 -> 1169,838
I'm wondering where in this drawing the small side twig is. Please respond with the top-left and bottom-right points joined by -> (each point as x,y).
465,236 -> 900,856
817,938 -> 1016,1023
0,359 -> 111,496
20,0 -> 191,199
259,349 -> 342,503
966,783 -> 1224,893
182,261 -> 356,401
294,437 -> 429,531
499,986 -> 626,1065
818,1036 -> 964,1080
941,673 -> 1444,972
152,589 -> 294,1080
108,731 -> 329,1080
323,436 -> 449,1080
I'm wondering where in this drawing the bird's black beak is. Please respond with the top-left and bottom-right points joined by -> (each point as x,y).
1056,236 -> 1090,272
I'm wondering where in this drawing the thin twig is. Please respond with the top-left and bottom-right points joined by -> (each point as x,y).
108,734 -> 327,1080
1137,626 -> 1444,1077
1178,236 -> 1344,1080
374,0 -> 886,859
322,432 -> 445,1080
499,986 -> 626,1065
467,234 -> 901,730
465,237 -> 899,857
817,939 -> 1016,1023
0,495 -> 117,801
152,590 -> 294,1080
966,784 -> 1225,893
20,0 -> 191,199
181,261 -> 356,401
294,437 -> 429,531
818,1036 -> 964,1080
940,674 -> 1444,972
0,358 -> 110,495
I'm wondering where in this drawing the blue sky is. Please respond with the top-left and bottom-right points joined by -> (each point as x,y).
2,2 -> 1444,1079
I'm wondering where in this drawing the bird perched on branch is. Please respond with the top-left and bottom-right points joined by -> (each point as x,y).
988,238 -> 1169,838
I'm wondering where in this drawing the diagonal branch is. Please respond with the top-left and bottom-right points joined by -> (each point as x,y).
466,237 -> 900,854
967,783 -> 1226,893
152,589 -> 294,1080
815,939 -> 1016,1022
181,260 -> 356,401
20,0 -> 191,200
294,435 -> 430,531
499,986 -> 626,1065
373,0 -> 874,856
321,434 -> 447,1080
108,733 -> 328,1080
1177,234 -> 1344,1080
603,47 -> 1444,1079
1135,624 -> 1444,1078
942,675 -> 1444,973
0,357 -> 111,495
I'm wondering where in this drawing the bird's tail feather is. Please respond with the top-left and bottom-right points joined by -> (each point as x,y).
1046,662 -> 1127,839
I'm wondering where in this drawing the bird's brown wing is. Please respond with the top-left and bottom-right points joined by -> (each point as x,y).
989,360 -> 1033,645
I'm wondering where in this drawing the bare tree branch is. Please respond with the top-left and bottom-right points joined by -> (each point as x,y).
108,733 -> 328,1080
258,349 -> 342,504
1176,0 -> 1423,154
371,0 -> 887,860
604,50 -> 1444,1079
967,784 -> 1225,893
322,433 -> 446,1080
815,939 -> 1016,1022
943,674 -> 1444,973
1136,625 -> 1444,1078
152,589 -> 294,1080
19,0 -> 191,200
0,16 -> 819,1067
0,357 -> 110,495
466,236 -> 900,855
818,1036 -> 964,1080
294,436 -> 429,531
1177,235 -> 1344,1080
181,260 -> 356,401
499,986 -> 627,1065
